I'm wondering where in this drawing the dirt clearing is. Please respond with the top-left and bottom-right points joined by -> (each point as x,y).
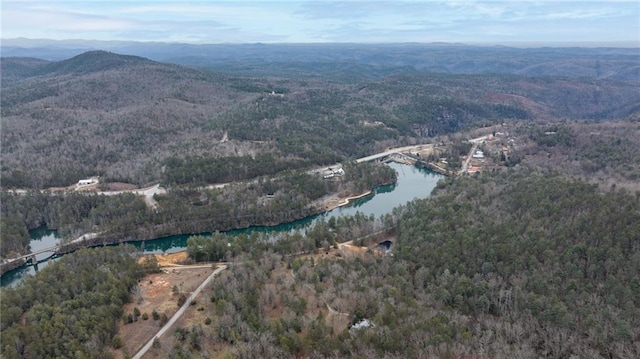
112,252 -> 215,358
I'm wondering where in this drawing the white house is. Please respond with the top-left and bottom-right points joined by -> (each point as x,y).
77,177 -> 98,186
472,150 -> 485,159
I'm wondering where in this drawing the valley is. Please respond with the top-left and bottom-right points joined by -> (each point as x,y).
1,45 -> 639,359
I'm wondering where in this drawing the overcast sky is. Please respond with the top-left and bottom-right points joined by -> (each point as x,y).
2,1 -> 639,45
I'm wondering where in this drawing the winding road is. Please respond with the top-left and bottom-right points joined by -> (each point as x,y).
2,143 -> 441,271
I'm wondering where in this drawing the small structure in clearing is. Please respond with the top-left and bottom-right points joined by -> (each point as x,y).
350,319 -> 374,335
77,177 -> 99,187
472,150 -> 485,159
323,167 -> 345,179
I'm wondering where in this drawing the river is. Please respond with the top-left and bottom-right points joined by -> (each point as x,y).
1,163 -> 442,287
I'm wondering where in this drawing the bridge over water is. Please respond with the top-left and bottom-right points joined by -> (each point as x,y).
355,144 -> 429,163
2,144 -> 433,273
2,245 -> 60,268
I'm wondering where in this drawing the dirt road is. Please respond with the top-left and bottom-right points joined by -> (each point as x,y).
132,264 -> 227,359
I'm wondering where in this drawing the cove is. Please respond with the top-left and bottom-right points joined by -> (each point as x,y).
1,163 -> 442,287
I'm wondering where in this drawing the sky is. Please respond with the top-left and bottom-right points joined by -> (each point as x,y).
1,0 -> 639,45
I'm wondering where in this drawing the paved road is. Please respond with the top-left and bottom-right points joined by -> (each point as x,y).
460,142 -> 479,175
136,184 -> 165,210
1,143 -> 441,266
7,144 -> 431,207
460,135 -> 488,175
101,184 -> 166,210
132,264 -> 227,359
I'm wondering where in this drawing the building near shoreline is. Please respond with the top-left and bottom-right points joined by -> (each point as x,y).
323,168 -> 345,179
77,177 -> 99,186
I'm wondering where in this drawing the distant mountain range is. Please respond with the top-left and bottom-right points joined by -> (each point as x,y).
2,38 -> 639,82
1,49 -> 639,188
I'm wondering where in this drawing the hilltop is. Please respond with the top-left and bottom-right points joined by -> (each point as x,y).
1,51 -> 258,187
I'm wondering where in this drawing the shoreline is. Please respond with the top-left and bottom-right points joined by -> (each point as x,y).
323,190 -> 373,211
0,258 -> 27,277
1,188 -> 380,278
2,177 -> 401,280
2,188 -> 378,276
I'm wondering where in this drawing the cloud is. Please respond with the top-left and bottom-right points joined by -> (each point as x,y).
117,3 -> 292,21
1,0 -> 638,44
295,1 -> 388,19
2,7 -> 132,39
538,8 -> 627,20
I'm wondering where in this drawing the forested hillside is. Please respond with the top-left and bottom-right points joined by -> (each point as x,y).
2,51 -> 639,188
490,118 -> 640,190
1,51 -> 258,187
161,172 -> 640,358
0,246 -> 155,358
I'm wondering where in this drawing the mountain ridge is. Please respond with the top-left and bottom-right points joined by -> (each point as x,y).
1,50 -> 639,188
2,40 -> 638,83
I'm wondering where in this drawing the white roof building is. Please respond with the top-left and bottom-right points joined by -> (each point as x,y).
472,150 -> 485,159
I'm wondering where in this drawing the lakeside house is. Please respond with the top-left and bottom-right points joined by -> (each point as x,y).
77,177 -> 99,186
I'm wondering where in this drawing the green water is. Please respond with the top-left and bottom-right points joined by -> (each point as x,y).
1,163 -> 442,287
134,162 -> 441,253
1,228 -> 62,287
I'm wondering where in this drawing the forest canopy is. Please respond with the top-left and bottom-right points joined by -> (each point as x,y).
1,246 -> 152,358
168,172 -> 640,358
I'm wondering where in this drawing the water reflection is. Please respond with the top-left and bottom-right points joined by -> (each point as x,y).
2,163 -> 442,287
